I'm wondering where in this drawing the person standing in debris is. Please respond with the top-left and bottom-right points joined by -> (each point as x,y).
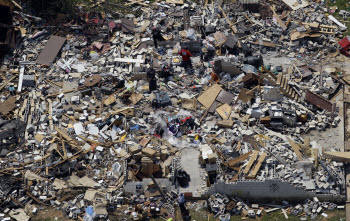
159,63 -> 172,82
179,46 -> 193,71
178,193 -> 190,220
202,40 -> 216,62
147,67 -> 157,92
152,26 -> 164,49
178,193 -> 186,212
147,67 -> 156,80
8,83 -> 15,95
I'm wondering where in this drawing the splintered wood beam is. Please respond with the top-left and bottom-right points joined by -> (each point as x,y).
243,151 -> 259,174
218,6 -> 237,33
227,151 -> 252,167
55,127 -> 73,142
247,152 -> 267,178
287,137 -> 303,160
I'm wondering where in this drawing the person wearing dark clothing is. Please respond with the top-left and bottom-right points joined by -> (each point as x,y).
149,77 -> 157,92
152,27 -> 164,48
179,48 -> 193,71
178,193 -> 190,220
147,68 -> 156,80
8,83 -> 15,95
159,64 -> 172,82
147,67 -> 157,92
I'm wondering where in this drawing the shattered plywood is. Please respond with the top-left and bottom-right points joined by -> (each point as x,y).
290,31 -> 321,41
227,151 -> 252,167
130,93 -> 143,105
237,88 -> 254,103
243,151 -> 259,174
142,147 -> 156,157
216,103 -> 232,120
217,119 -> 234,128
53,178 -> 68,190
9,209 -> 30,221
197,84 -> 222,108
68,175 -> 100,188
24,170 -> 45,182
0,96 -> 16,115
103,94 -> 116,106
287,138 -> 303,160
247,152 -> 267,178
281,0 -> 308,10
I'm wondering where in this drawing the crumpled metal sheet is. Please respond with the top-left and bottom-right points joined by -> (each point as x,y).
305,90 -> 335,112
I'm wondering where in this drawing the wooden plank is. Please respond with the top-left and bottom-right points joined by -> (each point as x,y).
271,6 -> 287,31
324,152 -> 350,162
47,99 -> 53,131
227,151 -> 252,167
346,173 -> 350,220
10,0 -> 23,10
218,6 -> 237,33
247,152 -> 267,178
243,151 -> 258,174
166,0 -> 184,4
59,134 -> 67,160
18,98 -> 27,120
287,137 -> 303,160
55,127 -> 73,142
251,40 -> 277,47
0,75 -> 16,91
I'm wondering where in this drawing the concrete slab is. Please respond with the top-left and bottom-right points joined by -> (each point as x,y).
304,91 -> 344,152
179,148 -> 202,196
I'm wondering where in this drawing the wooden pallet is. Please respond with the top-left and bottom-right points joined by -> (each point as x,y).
276,73 -> 301,102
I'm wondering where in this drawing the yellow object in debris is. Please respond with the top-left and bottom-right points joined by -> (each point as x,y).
119,134 -> 127,142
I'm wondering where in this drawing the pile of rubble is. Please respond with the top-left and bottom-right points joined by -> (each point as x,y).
208,193 -> 344,220
0,0 -> 349,220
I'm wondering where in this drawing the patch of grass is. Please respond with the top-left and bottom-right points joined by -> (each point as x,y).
31,208 -> 71,221
151,209 -> 346,221
327,0 -> 350,35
